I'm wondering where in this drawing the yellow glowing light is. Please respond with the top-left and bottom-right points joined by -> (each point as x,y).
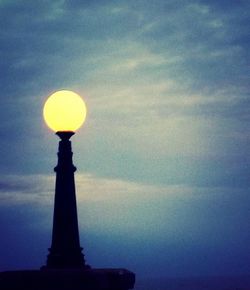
43,90 -> 87,132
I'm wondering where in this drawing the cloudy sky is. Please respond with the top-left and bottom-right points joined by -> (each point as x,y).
0,0 -> 249,280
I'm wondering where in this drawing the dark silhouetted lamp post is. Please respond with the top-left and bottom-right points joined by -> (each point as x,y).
43,90 -> 87,269
0,90 -> 135,290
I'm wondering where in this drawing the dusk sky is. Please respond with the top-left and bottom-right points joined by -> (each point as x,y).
0,0 -> 249,280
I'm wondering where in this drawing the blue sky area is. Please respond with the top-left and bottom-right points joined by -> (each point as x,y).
0,0 -> 249,279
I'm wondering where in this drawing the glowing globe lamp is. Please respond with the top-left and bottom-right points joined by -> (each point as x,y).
43,90 -> 87,132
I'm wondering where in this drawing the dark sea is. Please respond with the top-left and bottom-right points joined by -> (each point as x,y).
135,275 -> 250,290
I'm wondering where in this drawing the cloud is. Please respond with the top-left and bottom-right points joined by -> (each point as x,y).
0,174 -> 54,205
0,0 -> 249,190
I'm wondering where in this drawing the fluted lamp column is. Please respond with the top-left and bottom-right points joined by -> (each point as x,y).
43,90 -> 87,269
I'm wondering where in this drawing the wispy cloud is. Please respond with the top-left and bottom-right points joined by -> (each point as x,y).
0,0 -> 248,191
0,174 -> 54,205
0,172 -> 247,205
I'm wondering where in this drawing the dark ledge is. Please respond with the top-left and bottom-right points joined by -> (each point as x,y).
0,268 -> 135,290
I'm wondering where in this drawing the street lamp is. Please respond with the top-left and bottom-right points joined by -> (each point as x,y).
0,89 -> 135,290
43,90 -> 88,269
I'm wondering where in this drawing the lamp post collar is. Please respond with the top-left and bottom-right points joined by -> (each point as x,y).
56,131 -> 75,140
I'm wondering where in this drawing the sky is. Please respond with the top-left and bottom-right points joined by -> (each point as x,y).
0,0 -> 249,280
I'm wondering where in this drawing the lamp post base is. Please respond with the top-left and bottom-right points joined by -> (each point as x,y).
44,247 -> 88,270
0,268 -> 135,290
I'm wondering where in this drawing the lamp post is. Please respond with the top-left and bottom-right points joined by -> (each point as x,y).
0,89 -> 135,290
43,90 -> 87,269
